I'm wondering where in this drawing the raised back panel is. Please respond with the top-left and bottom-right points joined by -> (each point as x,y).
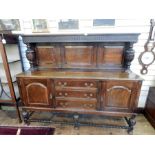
35,43 -> 124,69
63,46 -> 96,68
97,46 -> 124,68
37,46 -> 61,67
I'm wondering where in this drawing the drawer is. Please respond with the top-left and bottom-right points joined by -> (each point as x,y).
56,99 -> 97,110
55,90 -> 97,99
55,79 -> 97,88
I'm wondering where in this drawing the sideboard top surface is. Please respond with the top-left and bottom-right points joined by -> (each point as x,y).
16,69 -> 142,81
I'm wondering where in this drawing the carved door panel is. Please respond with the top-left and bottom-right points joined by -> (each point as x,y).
102,81 -> 135,111
21,79 -> 53,107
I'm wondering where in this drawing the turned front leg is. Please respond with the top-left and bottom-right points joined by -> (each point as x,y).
22,111 -> 30,125
125,115 -> 136,134
73,114 -> 80,129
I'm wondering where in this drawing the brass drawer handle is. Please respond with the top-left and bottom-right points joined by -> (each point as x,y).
90,83 -> 94,87
59,102 -> 68,107
89,93 -> 93,97
64,93 -> 68,96
84,93 -> 88,97
84,82 -> 88,86
84,82 -> 94,87
64,82 -> 67,86
58,82 -> 67,86
59,92 -> 62,96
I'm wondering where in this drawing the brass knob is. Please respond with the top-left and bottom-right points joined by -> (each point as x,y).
58,82 -> 62,85
64,93 -> 68,96
84,82 -> 88,86
90,83 -> 94,87
84,93 -> 88,97
90,93 -> 93,97
64,82 -> 67,86
59,92 -> 62,96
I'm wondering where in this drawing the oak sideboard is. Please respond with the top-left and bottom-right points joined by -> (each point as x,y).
16,34 -> 142,133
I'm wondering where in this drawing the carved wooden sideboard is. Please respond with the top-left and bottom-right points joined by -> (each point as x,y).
16,34 -> 142,133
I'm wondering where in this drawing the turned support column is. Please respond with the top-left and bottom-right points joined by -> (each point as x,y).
22,111 -> 30,125
124,42 -> 135,70
73,114 -> 80,129
26,43 -> 37,68
125,115 -> 136,134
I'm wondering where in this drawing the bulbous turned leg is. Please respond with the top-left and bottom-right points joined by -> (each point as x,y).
73,114 -> 80,129
22,111 -> 30,125
127,115 -> 136,134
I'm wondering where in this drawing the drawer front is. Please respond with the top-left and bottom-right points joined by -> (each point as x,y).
55,90 -> 97,99
55,79 -> 97,88
56,99 -> 97,110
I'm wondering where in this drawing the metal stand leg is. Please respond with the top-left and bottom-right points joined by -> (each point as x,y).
0,79 -> 11,99
16,105 -> 22,123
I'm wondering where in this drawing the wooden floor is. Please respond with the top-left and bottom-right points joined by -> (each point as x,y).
0,110 -> 154,135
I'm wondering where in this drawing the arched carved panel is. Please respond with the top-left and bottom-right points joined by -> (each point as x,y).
26,82 -> 49,105
106,85 -> 132,109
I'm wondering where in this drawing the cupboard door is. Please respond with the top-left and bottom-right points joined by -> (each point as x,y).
22,79 -> 53,107
102,81 -> 134,110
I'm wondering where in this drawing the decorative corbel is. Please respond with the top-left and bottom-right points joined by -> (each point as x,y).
124,42 -> 135,70
26,43 -> 36,68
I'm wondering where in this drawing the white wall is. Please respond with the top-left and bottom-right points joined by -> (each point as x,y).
16,19 -> 154,108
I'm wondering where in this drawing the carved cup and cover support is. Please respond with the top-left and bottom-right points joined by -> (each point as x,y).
26,44 -> 37,68
123,42 -> 135,70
